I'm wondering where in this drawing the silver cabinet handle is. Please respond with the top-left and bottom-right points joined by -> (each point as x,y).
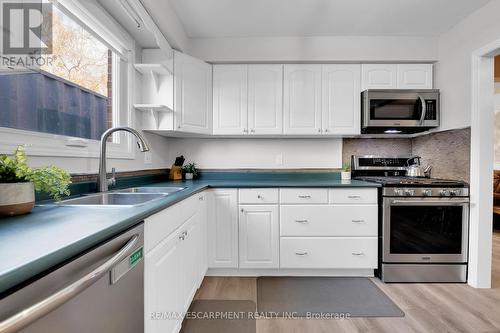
0,234 -> 139,333
179,234 -> 185,241
250,129 -> 255,133
199,196 -> 204,201
352,252 -> 365,256
241,208 -> 245,213
347,195 -> 361,199
351,220 -> 366,223
243,128 -> 248,133
317,128 -> 322,133
324,129 -> 328,133
257,194 -> 263,199
295,251 -> 309,256
295,220 -> 309,223
298,195 -> 311,199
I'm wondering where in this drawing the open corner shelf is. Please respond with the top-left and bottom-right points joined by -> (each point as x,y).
134,104 -> 172,112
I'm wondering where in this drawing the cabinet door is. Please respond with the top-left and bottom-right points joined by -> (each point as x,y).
248,65 -> 283,135
145,233 -> 182,333
174,51 -> 212,134
397,64 -> 433,89
239,205 -> 279,268
283,65 -> 322,135
322,64 -> 361,135
207,189 -> 239,268
213,65 -> 248,135
179,212 -> 201,312
361,64 -> 397,90
197,192 -> 208,284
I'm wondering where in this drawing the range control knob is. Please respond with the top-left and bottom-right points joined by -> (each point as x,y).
439,190 -> 450,196
404,189 -> 415,196
422,189 -> 432,196
394,189 -> 404,196
449,190 -> 461,197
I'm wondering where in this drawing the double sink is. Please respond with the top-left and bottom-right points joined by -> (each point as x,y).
57,187 -> 186,207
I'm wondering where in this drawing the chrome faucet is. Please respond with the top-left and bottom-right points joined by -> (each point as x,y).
98,126 -> 150,192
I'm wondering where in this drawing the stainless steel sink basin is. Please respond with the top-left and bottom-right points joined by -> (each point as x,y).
114,186 -> 186,194
58,193 -> 166,207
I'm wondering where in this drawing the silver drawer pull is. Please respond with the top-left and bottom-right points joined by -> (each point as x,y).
351,220 -> 365,223
298,195 -> 311,199
257,194 -> 263,199
347,195 -> 361,199
295,220 -> 309,223
352,252 -> 365,256
295,251 -> 309,256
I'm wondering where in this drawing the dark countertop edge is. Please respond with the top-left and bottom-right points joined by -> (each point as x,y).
0,180 -> 379,295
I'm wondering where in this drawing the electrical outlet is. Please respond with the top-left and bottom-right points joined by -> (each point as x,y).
275,153 -> 283,166
144,152 -> 152,165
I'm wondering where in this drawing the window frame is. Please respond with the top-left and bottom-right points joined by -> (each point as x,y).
0,0 -> 138,160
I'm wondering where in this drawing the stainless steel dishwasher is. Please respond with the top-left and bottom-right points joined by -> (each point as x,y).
0,223 -> 144,333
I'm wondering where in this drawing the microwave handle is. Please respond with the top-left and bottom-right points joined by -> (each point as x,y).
418,95 -> 427,125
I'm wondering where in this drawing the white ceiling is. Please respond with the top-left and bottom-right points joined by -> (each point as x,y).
168,0 -> 491,38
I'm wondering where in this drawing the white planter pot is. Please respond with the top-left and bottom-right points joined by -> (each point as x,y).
0,182 -> 35,216
185,173 -> 194,180
341,171 -> 351,180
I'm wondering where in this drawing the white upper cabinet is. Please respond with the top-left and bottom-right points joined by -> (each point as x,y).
361,64 -> 398,90
213,64 -> 283,135
213,65 -> 248,135
283,64 -> 322,135
397,64 -> 433,89
174,51 -> 212,134
248,65 -> 283,135
362,63 -> 433,90
322,65 -> 361,135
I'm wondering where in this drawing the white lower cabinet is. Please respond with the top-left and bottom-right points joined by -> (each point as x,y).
280,237 -> 378,269
207,189 -> 239,268
144,192 -> 207,333
239,205 -> 279,268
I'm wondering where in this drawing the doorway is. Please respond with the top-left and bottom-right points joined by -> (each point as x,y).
470,43 -> 500,288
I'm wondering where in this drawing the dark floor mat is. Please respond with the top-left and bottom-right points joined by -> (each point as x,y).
257,277 -> 404,318
181,300 -> 256,333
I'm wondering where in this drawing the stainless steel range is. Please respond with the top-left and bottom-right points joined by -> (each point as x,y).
352,155 -> 469,283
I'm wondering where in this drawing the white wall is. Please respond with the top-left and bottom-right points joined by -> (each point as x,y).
436,1 -> 500,131
166,138 -> 342,169
188,36 -> 438,63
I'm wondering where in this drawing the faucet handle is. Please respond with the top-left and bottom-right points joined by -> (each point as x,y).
107,167 -> 117,187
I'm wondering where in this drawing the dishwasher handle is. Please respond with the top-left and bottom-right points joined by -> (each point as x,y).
0,234 -> 140,333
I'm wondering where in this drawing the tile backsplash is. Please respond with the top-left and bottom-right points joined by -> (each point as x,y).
343,128 -> 471,182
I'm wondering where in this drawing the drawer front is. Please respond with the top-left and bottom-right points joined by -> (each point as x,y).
239,188 -> 279,204
145,192 -> 203,253
280,188 -> 328,204
280,237 -> 377,269
329,188 -> 377,204
280,205 -> 378,237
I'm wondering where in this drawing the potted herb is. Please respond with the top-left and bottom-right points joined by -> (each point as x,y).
0,146 -> 71,217
341,162 -> 351,181
182,162 -> 198,180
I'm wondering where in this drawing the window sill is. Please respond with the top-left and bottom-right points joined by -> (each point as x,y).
0,127 -> 135,159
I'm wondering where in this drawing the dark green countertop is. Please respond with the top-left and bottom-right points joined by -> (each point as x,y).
0,173 -> 379,296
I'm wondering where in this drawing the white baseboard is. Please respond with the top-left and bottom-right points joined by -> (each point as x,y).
206,268 -> 375,277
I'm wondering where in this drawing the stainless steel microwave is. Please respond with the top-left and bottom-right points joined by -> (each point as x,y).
361,89 -> 440,134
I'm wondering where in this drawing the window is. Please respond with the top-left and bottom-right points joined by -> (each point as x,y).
0,0 -> 135,158
0,5 -> 114,140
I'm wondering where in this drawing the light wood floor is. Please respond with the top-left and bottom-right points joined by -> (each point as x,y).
194,231 -> 500,333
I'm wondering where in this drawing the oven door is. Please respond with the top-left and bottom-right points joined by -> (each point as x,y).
362,91 -> 439,128
382,197 -> 469,263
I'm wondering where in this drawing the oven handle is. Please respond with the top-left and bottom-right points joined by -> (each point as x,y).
391,199 -> 469,205
418,94 -> 427,125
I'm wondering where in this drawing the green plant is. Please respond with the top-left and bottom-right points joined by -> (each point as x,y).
0,146 -> 71,200
342,162 -> 351,172
182,162 -> 198,178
